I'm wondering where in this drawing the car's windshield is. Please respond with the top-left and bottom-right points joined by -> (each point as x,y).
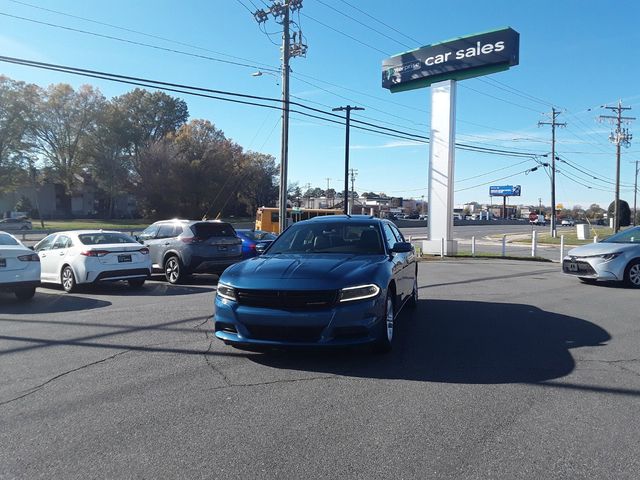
268,222 -> 384,254
0,234 -> 19,246
78,233 -> 136,245
601,227 -> 640,244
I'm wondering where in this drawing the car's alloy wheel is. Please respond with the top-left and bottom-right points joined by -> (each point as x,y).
164,256 -> 182,284
61,266 -> 77,293
624,260 -> 640,288
372,292 -> 395,354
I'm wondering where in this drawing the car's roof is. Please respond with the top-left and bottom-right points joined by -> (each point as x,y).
152,219 -> 231,225
305,215 -> 382,224
48,230 -> 128,236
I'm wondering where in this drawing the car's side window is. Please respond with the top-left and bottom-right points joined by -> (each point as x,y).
52,235 -> 70,249
174,226 -> 183,237
139,225 -> 159,241
34,234 -> 56,252
390,224 -> 405,242
382,224 -> 397,250
157,225 -> 177,239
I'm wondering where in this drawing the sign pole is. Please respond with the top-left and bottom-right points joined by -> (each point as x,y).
425,79 -> 457,255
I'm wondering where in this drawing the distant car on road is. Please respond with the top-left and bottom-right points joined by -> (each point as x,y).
0,231 -> 40,300
214,215 -> 418,352
561,218 -> 575,227
138,220 -> 242,283
0,218 -> 32,230
33,230 -> 151,292
529,214 -> 546,226
563,226 -> 640,287
235,229 -> 277,258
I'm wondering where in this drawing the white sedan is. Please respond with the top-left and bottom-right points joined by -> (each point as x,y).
33,230 -> 152,292
0,231 -> 41,300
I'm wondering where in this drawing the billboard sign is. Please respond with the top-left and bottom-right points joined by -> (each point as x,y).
382,27 -> 519,92
490,185 -> 521,197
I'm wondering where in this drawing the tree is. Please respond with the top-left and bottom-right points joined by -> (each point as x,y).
0,76 -> 39,193
608,200 -> 631,227
87,102 -> 133,217
30,83 -> 105,195
585,203 -> 605,220
112,88 -> 188,174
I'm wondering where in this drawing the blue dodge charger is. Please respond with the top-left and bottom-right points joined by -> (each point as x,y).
213,215 -> 418,352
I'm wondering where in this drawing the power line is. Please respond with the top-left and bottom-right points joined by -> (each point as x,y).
0,11 -> 281,73
455,167 -> 542,192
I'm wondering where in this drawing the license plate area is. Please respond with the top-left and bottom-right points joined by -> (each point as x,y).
0,258 -> 5,268
567,262 -> 579,272
118,254 -> 132,263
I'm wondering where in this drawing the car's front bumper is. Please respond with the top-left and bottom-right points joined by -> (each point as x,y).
562,255 -> 625,281
213,294 -> 385,347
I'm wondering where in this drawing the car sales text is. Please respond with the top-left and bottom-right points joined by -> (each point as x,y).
424,41 -> 505,66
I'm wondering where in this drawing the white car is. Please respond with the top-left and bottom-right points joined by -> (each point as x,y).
561,218 -> 575,227
33,230 -> 152,292
0,231 -> 41,300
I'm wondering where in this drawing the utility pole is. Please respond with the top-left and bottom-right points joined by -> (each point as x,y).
599,101 -> 634,233
349,168 -> 358,214
539,108 -> 566,238
332,105 -> 364,214
251,0 -> 307,233
633,160 -> 639,226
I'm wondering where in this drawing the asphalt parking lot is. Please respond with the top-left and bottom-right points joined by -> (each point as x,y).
1,262 -> 639,479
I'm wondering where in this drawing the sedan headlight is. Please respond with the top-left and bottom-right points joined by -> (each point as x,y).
217,283 -> 237,302
339,284 -> 380,303
601,253 -> 621,261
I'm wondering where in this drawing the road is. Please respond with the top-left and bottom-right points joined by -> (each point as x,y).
1,262 -> 639,479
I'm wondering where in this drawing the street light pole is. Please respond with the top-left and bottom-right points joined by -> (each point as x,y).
333,105 -> 364,214
633,160 -> 639,226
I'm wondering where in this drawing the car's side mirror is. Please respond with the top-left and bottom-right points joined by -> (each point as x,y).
29,246 -> 35,251
391,242 -> 412,253
255,242 -> 268,255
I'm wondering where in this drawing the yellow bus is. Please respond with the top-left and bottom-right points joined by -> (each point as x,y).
256,207 -> 341,233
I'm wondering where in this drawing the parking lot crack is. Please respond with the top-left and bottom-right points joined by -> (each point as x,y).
203,340 -> 231,387
0,349 -> 132,407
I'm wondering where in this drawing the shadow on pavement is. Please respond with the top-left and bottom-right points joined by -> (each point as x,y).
248,298 -> 611,385
37,281 -> 215,297
0,292 -> 111,315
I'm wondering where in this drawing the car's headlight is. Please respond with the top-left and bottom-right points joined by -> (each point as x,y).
601,253 -> 621,261
217,283 -> 237,302
339,284 -> 380,303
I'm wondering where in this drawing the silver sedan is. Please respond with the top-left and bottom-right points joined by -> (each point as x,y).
562,226 -> 640,287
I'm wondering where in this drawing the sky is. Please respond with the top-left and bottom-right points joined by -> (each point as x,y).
1,0 -> 639,210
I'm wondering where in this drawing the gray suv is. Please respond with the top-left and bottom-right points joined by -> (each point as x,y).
138,220 -> 243,283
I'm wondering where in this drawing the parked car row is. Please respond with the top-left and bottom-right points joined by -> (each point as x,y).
0,220 -> 276,298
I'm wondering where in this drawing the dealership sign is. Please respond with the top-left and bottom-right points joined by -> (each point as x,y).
490,185 -> 521,197
382,28 -> 519,92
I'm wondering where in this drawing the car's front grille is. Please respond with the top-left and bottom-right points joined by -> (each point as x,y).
236,289 -> 338,310
245,325 -> 325,343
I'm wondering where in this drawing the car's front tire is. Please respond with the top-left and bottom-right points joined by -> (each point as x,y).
164,255 -> 184,284
372,291 -> 395,354
61,266 -> 77,293
14,286 -> 36,301
624,259 -> 640,288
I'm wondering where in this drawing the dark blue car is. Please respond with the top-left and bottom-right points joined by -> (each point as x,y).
235,229 -> 277,259
213,216 -> 418,352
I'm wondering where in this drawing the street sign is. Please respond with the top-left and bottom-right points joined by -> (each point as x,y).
489,185 -> 521,197
382,27 -> 519,92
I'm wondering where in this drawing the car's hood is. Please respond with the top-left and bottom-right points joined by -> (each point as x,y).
567,242 -> 637,257
222,253 -> 386,288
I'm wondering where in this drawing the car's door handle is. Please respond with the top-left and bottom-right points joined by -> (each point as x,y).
164,242 -> 170,246
59,251 -> 65,256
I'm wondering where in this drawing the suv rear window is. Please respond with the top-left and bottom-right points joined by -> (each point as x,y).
191,222 -> 236,239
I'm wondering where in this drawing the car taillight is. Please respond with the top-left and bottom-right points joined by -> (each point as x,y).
17,253 -> 40,262
180,236 -> 203,244
139,247 -> 149,254
249,244 -> 256,250
80,250 -> 110,257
